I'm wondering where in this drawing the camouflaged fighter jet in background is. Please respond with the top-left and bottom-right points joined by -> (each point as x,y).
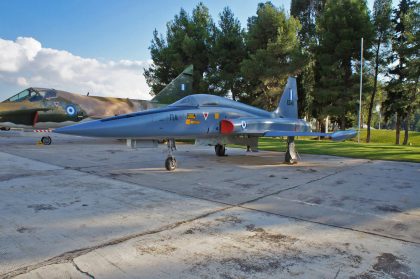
54,77 -> 356,170
0,66 -> 193,145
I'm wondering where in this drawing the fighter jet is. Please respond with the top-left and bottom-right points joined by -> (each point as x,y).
54,77 -> 356,170
0,65 -> 193,145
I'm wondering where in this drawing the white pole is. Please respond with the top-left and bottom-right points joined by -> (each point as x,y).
379,111 -> 381,130
325,116 -> 329,133
358,38 -> 363,143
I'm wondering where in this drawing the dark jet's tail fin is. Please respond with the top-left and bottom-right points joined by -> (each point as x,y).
273,77 -> 298,119
151,65 -> 193,104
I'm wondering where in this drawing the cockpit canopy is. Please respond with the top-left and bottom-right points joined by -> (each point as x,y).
4,88 -> 57,103
169,94 -> 232,107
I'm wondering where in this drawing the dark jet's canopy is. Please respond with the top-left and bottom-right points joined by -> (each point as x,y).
3,88 -> 61,103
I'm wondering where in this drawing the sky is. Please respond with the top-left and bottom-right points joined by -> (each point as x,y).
0,0 -> 391,101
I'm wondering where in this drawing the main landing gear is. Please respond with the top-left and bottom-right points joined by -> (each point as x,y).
165,139 -> 177,171
215,144 -> 226,156
41,136 -> 52,145
285,136 -> 298,164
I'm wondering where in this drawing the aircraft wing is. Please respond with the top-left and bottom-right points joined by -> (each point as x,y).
220,118 -> 356,142
0,108 -> 51,126
264,130 -> 357,142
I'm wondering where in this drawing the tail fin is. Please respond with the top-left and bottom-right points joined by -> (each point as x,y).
151,65 -> 193,104
273,77 -> 298,119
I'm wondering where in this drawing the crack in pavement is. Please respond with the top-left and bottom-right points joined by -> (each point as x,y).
237,204 -> 420,245
333,267 -> 341,279
238,165 -> 355,206
0,172 -> 53,183
72,259 -> 95,279
0,206 -> 233,279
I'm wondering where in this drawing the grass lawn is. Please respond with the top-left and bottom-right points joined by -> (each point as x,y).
257,138 -> 420,163
184,129 -> 420,163
231,129 -> 420,163
349,129 -> 420,145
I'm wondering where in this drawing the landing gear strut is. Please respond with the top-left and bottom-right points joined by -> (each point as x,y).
285,136 -> 297,164
41,136 -> 52,145
215,144 -> 226,156
165,139 -> 177,171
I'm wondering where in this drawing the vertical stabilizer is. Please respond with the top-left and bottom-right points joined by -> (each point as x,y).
151,65 -> 193,104
273,77 -> 298,119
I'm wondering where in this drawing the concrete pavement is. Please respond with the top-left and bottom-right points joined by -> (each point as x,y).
0,133 -> 419,278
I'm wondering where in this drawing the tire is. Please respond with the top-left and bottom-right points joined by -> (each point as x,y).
215,144 -> 226,156
165,156 -> 177,171
41,136 -> 52,145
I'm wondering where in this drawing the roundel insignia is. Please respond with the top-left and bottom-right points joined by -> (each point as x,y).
241,120 -> 247,129
66,105 -> 76,116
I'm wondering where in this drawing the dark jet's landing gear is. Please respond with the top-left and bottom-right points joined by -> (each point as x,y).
165,138 -> 177,171
285,136 -> 297,164
0,127 -> 10,131
41,136 -> 52,145
215,144 -> 226,156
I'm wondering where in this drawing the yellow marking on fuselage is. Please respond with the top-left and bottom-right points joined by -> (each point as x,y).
187,113 -> 196,119
185,119 -> 200,125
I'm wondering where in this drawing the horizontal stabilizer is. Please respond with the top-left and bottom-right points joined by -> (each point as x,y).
264,130 -> 357,142
329,130 -> 357,141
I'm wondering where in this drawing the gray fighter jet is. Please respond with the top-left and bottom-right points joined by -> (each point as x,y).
55,77 -> 356,170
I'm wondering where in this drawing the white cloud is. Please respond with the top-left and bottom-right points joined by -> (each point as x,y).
0,37 -> 152,100
17,77 -> 28,86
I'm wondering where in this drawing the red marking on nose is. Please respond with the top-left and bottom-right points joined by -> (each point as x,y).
220,120 -> 234,134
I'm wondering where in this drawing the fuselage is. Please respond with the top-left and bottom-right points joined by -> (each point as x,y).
54,94 -> 312,139
0,87 -> 159,130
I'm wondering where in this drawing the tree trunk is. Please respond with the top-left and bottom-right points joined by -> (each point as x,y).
395,113 -> 401,145
340,116 -> 346,130
367,40 -> 381,143
403,75 -> 420,145
231,87 -> 237,101
403,114 -> 409,145
316,119 -> 321,140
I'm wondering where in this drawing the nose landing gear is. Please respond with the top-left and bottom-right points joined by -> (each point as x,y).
165,139 -> 177,171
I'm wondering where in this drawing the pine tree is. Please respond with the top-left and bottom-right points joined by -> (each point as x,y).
384,0 -> 419,144
366,0 -> 392,143
291,0 -> 325,119
241,2 -> 304,110
206,7 -> 246,100
316,0 -> 373,129
144,3 -> 214,95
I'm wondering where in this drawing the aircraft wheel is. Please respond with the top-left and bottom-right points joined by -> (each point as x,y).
41,136 -> 52,145
165,156 -> 177,171
215,144 -> 226,156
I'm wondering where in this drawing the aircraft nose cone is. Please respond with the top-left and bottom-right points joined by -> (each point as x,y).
54,120 -> 102,136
